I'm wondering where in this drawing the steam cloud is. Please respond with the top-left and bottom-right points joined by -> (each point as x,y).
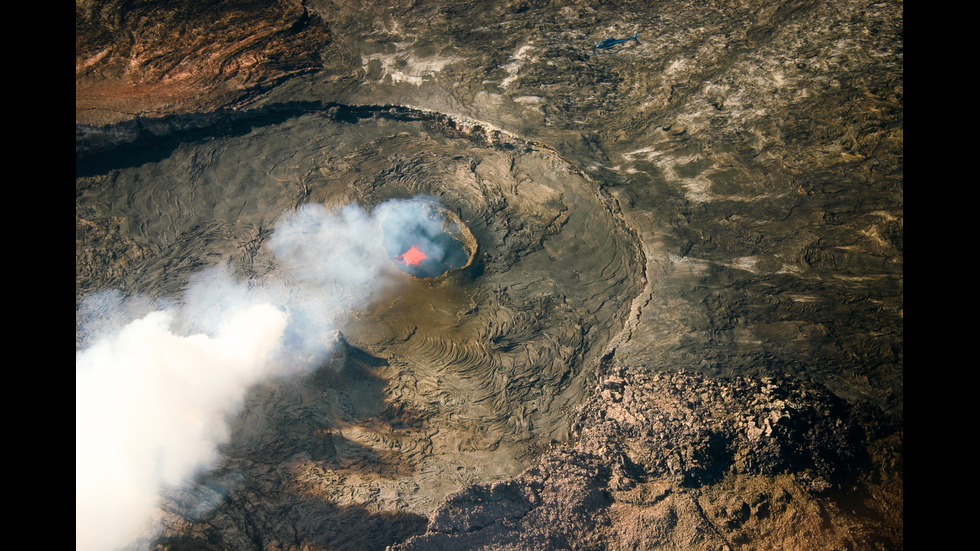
76,196 -> 444,551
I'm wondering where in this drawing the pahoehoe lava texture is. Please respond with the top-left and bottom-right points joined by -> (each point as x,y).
77,0 -> 901,548
75,105 -> 643,549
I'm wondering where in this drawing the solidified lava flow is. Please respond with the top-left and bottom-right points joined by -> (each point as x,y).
75,105 -> 643,550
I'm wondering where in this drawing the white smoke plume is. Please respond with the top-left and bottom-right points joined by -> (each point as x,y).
76,196 -> 441,551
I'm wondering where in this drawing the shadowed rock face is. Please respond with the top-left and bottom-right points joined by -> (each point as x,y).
76,0 -> 902,549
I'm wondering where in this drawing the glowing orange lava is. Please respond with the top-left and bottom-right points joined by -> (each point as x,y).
397,245 -> 427,266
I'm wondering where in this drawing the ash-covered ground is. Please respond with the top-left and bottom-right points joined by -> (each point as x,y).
77,1 -> 902,549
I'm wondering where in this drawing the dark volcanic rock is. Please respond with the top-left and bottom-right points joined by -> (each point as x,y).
394,368 -> 902,551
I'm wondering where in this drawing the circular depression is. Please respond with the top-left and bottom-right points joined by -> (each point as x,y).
380,199 -> 477,279
76,106 -> 643,549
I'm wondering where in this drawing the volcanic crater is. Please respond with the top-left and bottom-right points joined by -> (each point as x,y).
76,104 -> 644,549
382,200 -> 477,279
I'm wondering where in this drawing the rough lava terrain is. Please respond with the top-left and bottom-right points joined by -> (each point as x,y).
76,0 -> 902,549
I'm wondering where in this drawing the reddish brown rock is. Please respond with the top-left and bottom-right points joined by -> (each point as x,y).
75,0 -> 331,125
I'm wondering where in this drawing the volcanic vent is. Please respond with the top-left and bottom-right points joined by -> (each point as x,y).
75,104 -> 644,550
381,199 -> 477,279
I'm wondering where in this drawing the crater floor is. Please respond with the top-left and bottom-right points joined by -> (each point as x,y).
76,106 -> 643,549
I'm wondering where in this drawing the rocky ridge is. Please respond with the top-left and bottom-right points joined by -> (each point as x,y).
395,364 -> 902,550
76,0 -> 331,125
